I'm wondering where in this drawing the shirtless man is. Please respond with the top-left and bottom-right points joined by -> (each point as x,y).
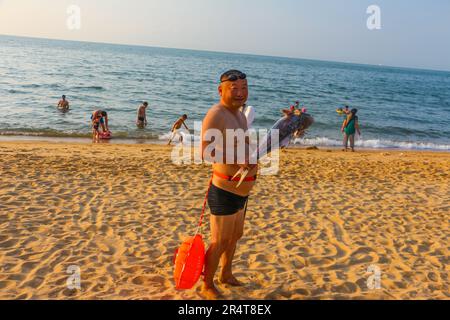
168,114 -> 189,145
136,102 -> 149,128
201,70 -> 258,299
57,95 -> 69,110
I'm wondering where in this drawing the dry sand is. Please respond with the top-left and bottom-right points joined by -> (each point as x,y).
0,141 -> 448,300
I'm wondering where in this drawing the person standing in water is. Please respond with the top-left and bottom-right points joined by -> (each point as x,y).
136,102 -> 149,128
341,108 -> 361,152
57,95 -> 70,110
201,70 -> 257,299
91,110 -> 109,141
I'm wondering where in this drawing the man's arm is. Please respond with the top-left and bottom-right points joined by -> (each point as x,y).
182,120 -> 189,130
355,119 -> 361,135
201,108 -> 223,162
341,119 -> 347,132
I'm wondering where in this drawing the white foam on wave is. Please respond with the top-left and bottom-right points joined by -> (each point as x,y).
159,131 -> 450,151
294,136 -> 450,151
158,129 -> 200,145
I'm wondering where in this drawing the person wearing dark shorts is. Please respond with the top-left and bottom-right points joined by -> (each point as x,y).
136,102 -> 148,128
208,184 -> 249,216
200,70 -> 257,299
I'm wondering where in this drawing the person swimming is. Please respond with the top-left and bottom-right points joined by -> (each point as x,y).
282,105 -> 296,117
57,95 -> 70,110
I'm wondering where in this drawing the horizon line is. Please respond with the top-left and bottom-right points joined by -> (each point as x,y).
1,33 -> 450,74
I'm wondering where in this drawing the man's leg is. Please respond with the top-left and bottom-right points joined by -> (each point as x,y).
219,208 -> 245,286
350,134 -> 355,151
168,131 -> 175,145
343,133 -> 349,151
92,127 -> 98,141
202,213 -> 237,299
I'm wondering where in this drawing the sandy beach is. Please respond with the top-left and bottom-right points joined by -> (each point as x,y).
0,141 -> 448,300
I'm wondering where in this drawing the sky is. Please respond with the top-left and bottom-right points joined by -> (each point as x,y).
0,0 -> 449,71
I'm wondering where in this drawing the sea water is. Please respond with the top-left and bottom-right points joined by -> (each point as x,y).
1,35 -> 449,150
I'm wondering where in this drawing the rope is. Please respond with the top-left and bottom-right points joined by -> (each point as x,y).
196,178 -> 213,234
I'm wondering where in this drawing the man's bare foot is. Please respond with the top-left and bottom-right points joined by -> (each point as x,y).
219,275 -> 243,287
200,283 -> 223,300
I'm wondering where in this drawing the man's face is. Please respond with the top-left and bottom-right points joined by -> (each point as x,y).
219,79 -> 248,109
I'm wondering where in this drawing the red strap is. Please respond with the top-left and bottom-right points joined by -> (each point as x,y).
213,171 -> 257,182
198,179 -> 213,228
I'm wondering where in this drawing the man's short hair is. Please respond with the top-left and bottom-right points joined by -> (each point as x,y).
182,114 -> 188,119
62,95 -> 66,99
143,102 -> 148,106
220,70 -> 246,83
101,111 -> 107,116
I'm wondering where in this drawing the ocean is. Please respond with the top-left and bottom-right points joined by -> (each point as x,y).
1,35 -> 450,150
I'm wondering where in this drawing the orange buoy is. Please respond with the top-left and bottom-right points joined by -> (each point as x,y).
173,179 -> 212,290
174,234 -> 205,290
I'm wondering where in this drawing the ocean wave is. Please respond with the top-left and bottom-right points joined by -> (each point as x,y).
0,129 -> 92,138
1,127 -> 449,151
73,86 -> 106,91
157,130 -> 450,151
158,130 -> 199,143
0,129 -> 159,140
293,136 -> 450,151
7,89 -> 28,94
21,84 -> 42,89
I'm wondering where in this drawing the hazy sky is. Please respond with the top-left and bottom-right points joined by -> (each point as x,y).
1,0 -> 449,71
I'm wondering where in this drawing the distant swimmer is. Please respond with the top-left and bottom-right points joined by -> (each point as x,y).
336,105 -> 350,116
136,101 -> 149,128
168,114 -> 189,145
344,105 -> 350,114
91,109 -> 110,141
57,95 -> 70,110
282,105 -> 295,117
282,101 -> 301,117
293,107 -> 309,138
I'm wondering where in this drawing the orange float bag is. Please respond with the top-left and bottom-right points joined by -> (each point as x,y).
173,180 -> 212,290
